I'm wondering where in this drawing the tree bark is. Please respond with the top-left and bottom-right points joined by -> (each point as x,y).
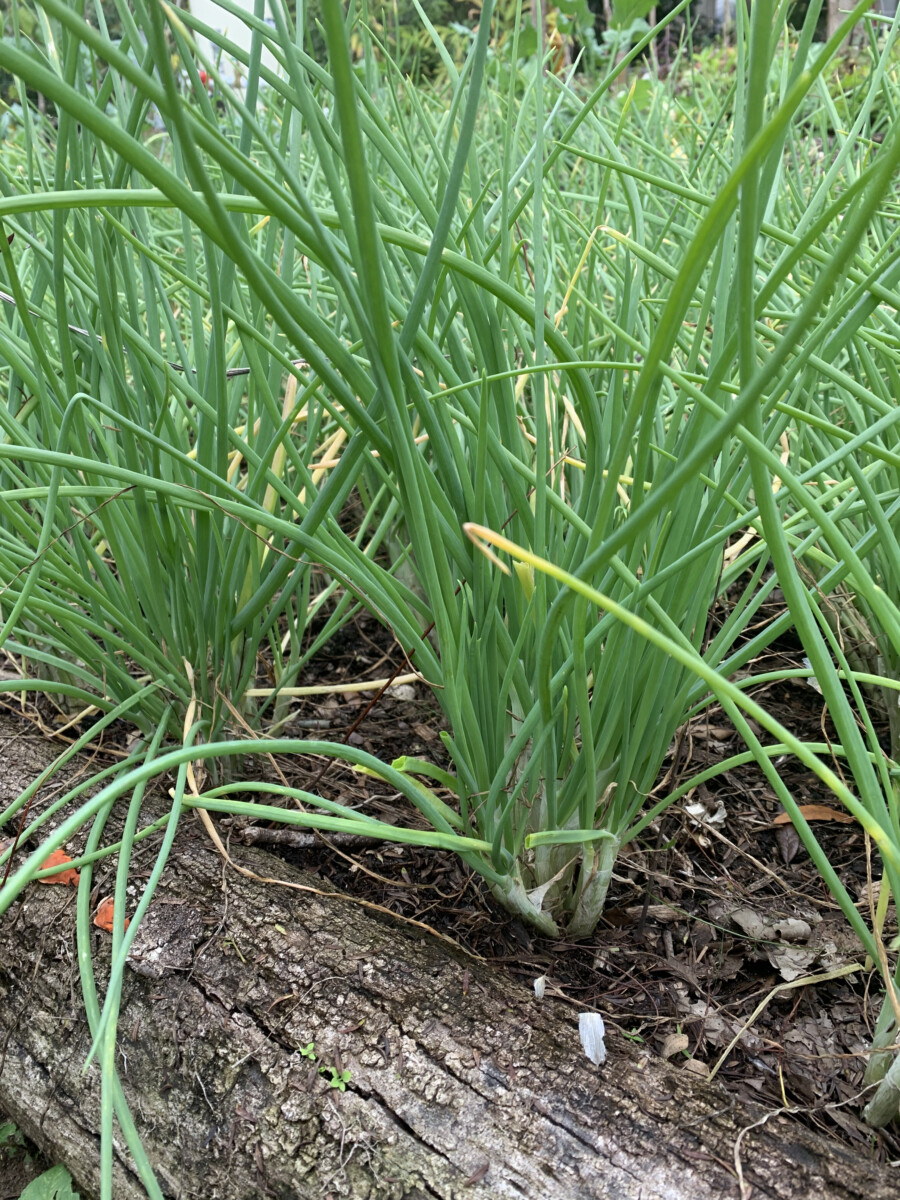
0,715 -> 898,1200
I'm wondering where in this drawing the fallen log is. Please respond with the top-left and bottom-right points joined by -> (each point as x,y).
0,716 -> 897,1200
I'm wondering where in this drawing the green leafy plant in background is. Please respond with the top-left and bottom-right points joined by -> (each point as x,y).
601,0 -> 655,61
0,1121 -> 80,1200
19,1165 -> 81,1200
302,0 -> 476,78
1,1 -> 900,1191
547,0 -> 601,67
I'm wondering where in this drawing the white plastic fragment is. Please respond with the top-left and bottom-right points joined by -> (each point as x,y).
684,799 -> 728,828
533,975 -> 546,1001
579,1012 -> 607,1066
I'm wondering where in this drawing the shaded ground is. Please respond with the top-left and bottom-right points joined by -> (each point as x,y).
230,599 -> 900,1165
2,586 -> 898,1188
0,1122 -> 53,1199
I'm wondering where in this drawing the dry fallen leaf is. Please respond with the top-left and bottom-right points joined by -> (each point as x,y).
773,805 -> 855,825
772,917 -> 812,943
682,1058 -> 710,1079
94,896 -> 129,933
775,823 -> 801,865
661,1032 -> 690,1060
37,849 -> 80,887
730,907 -> 770,940
767,944 -> 819,982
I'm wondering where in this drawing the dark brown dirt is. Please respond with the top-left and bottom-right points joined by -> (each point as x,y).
232,600 -> 900,1167
0,1121 -> 54,1199
2,589 -> 898,1180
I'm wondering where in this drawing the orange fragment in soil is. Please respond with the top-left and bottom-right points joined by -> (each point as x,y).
37,849 -> 80,887
94,896 -> 129,933
773,804 -> 856,825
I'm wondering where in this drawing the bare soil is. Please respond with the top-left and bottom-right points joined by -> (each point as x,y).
1,586 -> 898,1192
223,598 -> 900,1166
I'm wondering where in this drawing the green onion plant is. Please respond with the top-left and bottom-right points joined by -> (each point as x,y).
2,2 -> 900,1187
